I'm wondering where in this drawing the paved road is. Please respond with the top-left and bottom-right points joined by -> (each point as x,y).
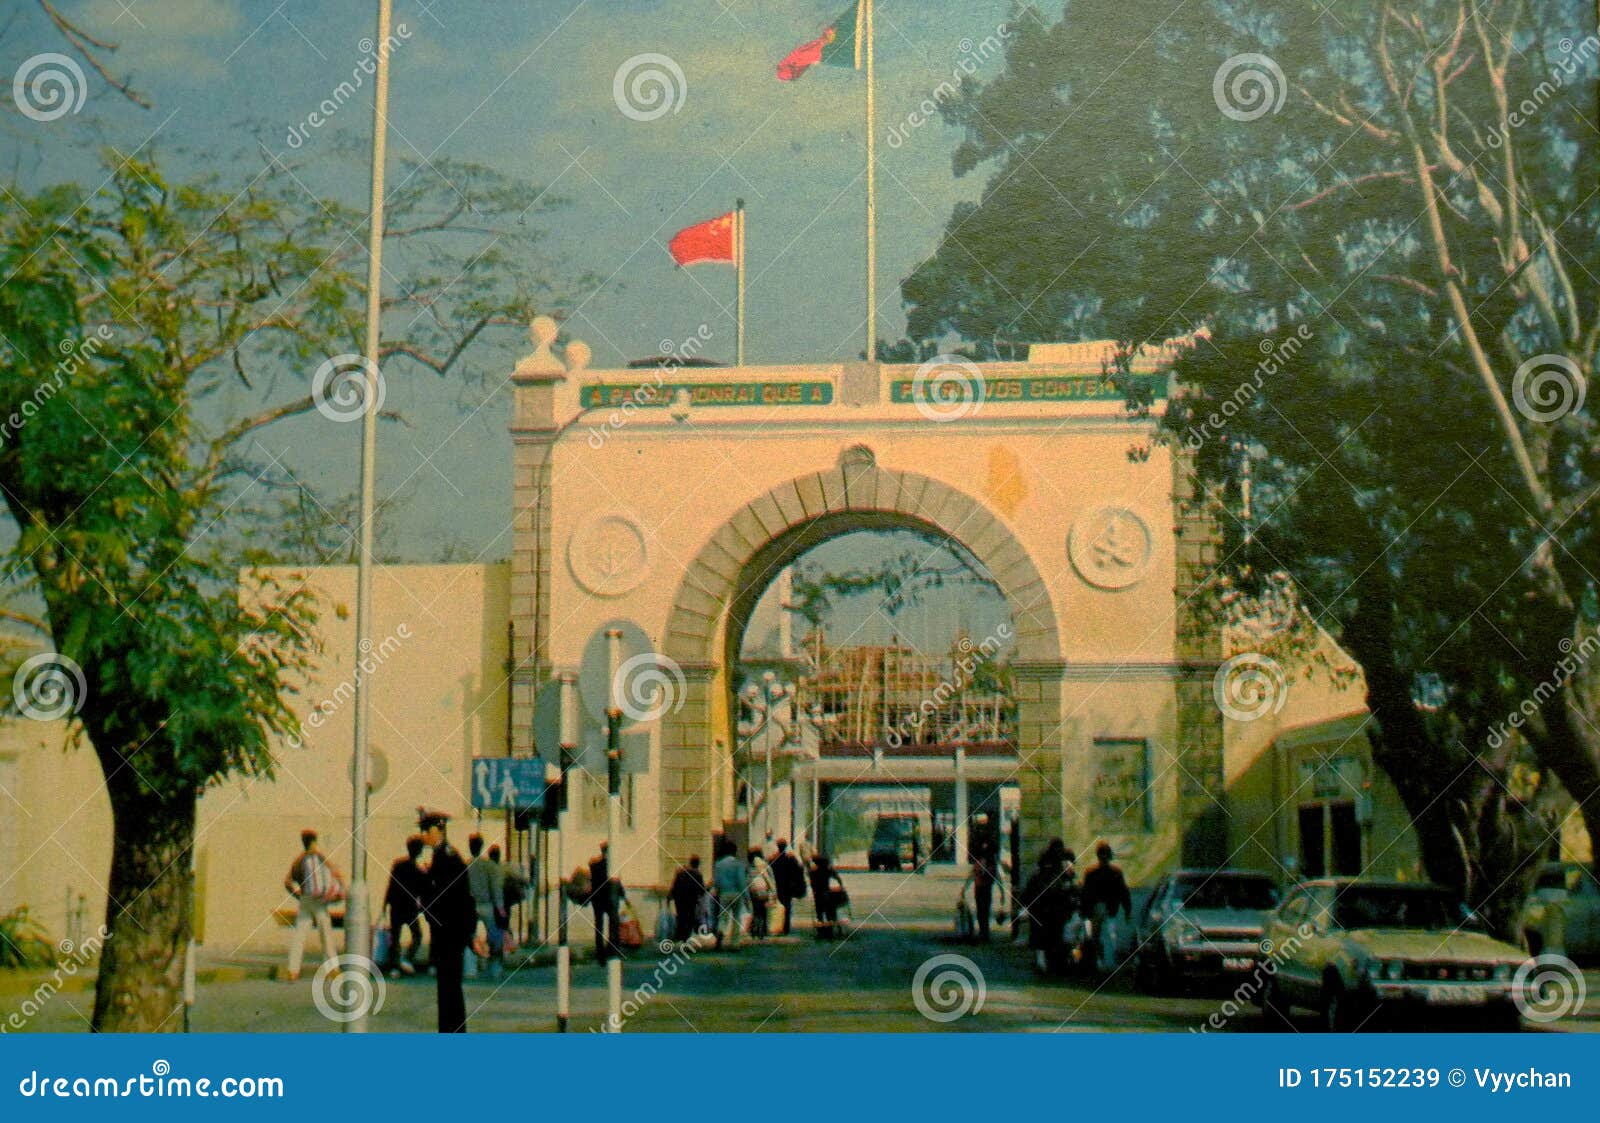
12,872 -> 1598,1033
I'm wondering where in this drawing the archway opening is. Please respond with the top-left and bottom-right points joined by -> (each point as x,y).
727,522 -> 1020,874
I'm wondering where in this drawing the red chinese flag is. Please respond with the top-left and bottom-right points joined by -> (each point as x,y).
668,211 -> 736,267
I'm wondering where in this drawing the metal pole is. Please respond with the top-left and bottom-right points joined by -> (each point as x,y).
863,0 -> 876,361
345,0 -> 391,1034
556,673 -> 577,1033
604,629 -> 624,1031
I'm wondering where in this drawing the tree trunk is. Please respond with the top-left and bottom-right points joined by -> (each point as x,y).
90,775 -> 195,1032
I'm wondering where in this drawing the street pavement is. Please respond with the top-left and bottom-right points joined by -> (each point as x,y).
11,871 -> 1599,1033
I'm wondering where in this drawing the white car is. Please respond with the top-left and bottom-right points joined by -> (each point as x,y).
1259,879 -> 1529,1031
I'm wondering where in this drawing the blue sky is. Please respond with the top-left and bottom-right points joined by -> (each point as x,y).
5,0 -> 1022,589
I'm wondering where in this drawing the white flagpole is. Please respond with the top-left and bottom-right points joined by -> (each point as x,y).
736,199 -> 747,366
346,0 -> 391,1035
864,0 -> 876,362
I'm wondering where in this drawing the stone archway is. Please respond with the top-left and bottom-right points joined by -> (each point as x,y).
650,450 -> 1065,881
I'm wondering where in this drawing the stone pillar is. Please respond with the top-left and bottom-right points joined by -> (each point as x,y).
508,316 -> 583,758
954,746 -> 969,864
1013,660 -> 1067,862
656,663 -> 717,885
1172,449 -> 1228,866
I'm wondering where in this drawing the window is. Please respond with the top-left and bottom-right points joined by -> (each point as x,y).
1090,738 -> 1152,833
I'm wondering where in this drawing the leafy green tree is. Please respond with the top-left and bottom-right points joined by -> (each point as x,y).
907,0 -> 1598,924
0,148 -> 583,1028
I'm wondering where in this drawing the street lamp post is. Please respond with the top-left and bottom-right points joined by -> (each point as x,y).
345,0 -> 392,1034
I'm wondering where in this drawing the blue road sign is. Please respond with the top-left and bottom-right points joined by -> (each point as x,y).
469,757 -> 547,811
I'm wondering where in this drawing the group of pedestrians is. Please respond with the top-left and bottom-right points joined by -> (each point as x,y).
1018,839 -> 1131,975
665,837 -> 847,946
283,809 -> 513,1033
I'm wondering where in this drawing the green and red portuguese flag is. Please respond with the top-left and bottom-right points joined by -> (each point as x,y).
777,0 -> 866,80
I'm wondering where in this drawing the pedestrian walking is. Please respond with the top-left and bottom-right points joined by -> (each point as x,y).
418,808 -> 476,1033
282,829 -> 343,982
588,842 -> 623,964
747,848 -> 773,939
712,839 -> 749,950
769,838 -> 806,935
668,856 -> 708,944
1021,840 -> 1073,974
466,834 -> 506,979
1080,841 -> 1132,973
808,854 -> 846,940
964,831 -> 1001,942
381,835 -> 428,978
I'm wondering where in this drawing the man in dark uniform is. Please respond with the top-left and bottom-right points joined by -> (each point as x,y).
418,808 -> 475,1033
768,839 -> 806,935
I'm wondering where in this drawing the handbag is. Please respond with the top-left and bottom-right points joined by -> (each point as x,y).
617,903 -> 644,949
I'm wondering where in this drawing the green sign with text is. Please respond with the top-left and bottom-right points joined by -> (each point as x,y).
888,373 -> 1164,404
581,381 -> 835,409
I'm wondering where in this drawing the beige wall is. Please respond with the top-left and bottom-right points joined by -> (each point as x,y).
196,563 -> 511,953
0,718 -> 110,946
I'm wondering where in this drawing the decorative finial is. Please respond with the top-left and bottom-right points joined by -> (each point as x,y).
565,339 -> 592,373
514,314 -> 566,379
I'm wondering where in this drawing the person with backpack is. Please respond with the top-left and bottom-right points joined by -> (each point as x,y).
768,838 -> 806,935
282,829 -> 343,982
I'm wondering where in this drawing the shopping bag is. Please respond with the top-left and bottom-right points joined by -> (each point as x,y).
617,902 -> 644,949
655,903 -> 675,943
955,898 -> 975,940
372,924 -> 392,966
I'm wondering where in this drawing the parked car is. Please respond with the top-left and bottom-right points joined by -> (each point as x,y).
1259,878 -> 1530,1031
866,814 -> 921,871
1134,869 -> 1281,992
1519,862 -> 1600,959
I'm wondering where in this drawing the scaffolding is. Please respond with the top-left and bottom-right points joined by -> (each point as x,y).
796,631 -> 1014,748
